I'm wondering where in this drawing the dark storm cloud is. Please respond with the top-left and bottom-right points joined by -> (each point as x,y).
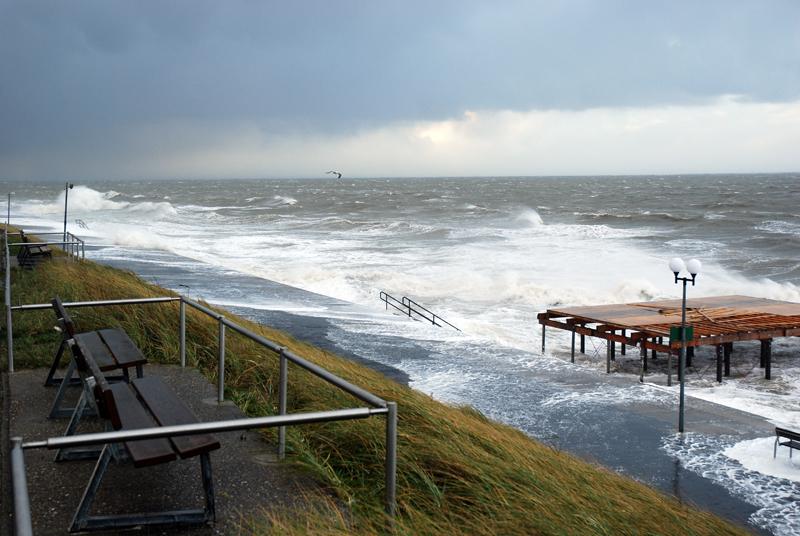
1,0 -> 798,177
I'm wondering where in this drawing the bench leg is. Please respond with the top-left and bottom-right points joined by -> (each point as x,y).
55,392 -> 101,462
69,449 -> 216,532
201,452 -> 216,522
49,359 -> 103,420
45,341 -> 83,388
44,340 -> 67,387
70,445 -> 113,532
48,359 -> 79,419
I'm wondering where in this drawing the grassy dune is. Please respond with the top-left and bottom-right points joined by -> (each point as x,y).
3,233 -> 748,535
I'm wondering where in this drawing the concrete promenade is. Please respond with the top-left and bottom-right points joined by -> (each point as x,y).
2,364 -> 321,535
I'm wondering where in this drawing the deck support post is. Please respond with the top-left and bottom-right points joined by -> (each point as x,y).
760,340 -> 767,368
580,334 -> 585,354
541,325 -> 545,355
763,339 -> 772,380
570,329 -> 575,363
716,344 -> 723,383
606,339 -> 611,373
686,346 -> 694,367
610,335 -> 615,361
667,350 -> 672,387
640,342 -> 648,372
724,343 -> 732,377
639,342 -> 646,382
621,330 -> 626,355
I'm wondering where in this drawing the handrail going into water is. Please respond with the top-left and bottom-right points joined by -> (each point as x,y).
379,291 -> 411,317
401,296 -> 461,331
380,290 -> 461,331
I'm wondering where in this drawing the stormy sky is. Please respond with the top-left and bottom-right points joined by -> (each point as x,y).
2,1 -> 799,179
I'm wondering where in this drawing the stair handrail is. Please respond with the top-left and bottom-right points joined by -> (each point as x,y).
402,296 -> 461,332
379,291 -> 411,317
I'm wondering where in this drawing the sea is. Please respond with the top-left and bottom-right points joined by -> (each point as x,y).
4,174 -> 800,534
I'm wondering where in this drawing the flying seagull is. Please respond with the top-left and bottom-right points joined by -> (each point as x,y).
326,170 -> 342,179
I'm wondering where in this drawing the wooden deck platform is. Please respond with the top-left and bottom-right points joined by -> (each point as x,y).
537,295 -> 800,380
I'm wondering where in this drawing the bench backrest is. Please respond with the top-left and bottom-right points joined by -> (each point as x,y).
52,296 -> 77,339
776,427 -> 800,441
69,335 -> 119,426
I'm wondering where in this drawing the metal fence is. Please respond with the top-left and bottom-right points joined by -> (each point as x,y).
3,232 -> 398,534
6,230 -> 86,260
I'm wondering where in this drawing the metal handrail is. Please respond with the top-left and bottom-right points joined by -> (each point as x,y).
402,296 -> 461,331
380,291 -> 460,331
9,240 -> 81,248
11,297 -> 180,312
7,293 -> 398,526
11,401 -> 398,534
6,230 -> 84,261
22,407 -> 385,451
379,290 -> 412,317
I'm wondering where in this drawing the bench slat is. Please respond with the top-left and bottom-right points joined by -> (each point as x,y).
73,332 -> 116,371
109,383 -> 177,468
98,329 -> 148,368
776,427 -> 800,442
132,377 -> 220,459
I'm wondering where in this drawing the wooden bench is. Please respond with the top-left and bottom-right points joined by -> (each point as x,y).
66,333 -> 220,532
16,230 -> 51,269
774,427 -> 800,459
47,297 -> 147,421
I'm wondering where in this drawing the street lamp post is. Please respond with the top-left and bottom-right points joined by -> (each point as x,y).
669,257 -> 701,433
63,182 -> 74,242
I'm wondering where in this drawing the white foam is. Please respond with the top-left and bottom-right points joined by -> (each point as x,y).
540,384 -> 674,409
514,207 -> 543,226
757,221 -> 800,235
663,433 -> 800,536
725,437 -> 800,483
18,186 -> 177,220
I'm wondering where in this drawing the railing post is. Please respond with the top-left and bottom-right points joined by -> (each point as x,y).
385,401 -> 397,517
179,299 -> 186,368
11,437 -> 33,536
217,318 -> 225,403
5,229 -> 13,372
278,348 -> 287,459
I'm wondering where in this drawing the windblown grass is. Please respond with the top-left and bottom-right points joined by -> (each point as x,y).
2,230 -> 748,535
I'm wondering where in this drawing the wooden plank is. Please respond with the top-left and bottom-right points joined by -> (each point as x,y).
108,383 -> 176,468
132,377 -> 220,459
73,332 -> 116,371
98,329 -> 148,368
